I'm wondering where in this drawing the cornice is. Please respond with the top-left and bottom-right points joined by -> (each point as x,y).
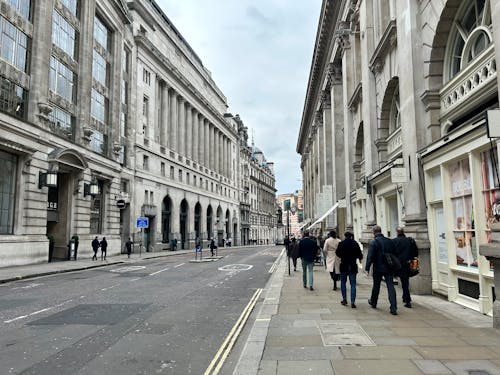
369,20 -> 397,73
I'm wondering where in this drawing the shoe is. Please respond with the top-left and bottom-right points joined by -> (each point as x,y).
351,303 -> 356,308
294,268 -> 297,271
341,300 -> 347,306
390,310 -> 398,315
404,302 -> 412,308
368,299 -> 376,308
309,286 -> 314,291
303,285 -> 307,289
333,286 -> 337,291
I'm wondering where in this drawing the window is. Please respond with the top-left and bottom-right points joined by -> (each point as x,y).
0,150 -> 17,234
92,49 -> 107,85
186,173 -> 190,185
0,75 -> 26,119
91,88 -> 106,123
49,57 -> 75,102
143,96 -> 149,118
144,190 -> 148,204
449,159 -> 477,268
89,129 -> 106,155
170,166 -> 174,179
178,169 -> 182,182
94,16 -> 109,51
142,68 -> 150,85
389,86 -> 400,134
60,0 -> 77,16
143,155 -> 149,170
0,15 -> 29,72
161,162 -> 165,176
52,11 -> 76,58
447,0 -> 492,80
90,180 -> 104,233
193,175 -> 196,186
7,0 -> 31,19
481,148 -> 500,244
48,106 -> 73,139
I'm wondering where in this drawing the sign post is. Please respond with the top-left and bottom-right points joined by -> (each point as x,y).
135,217 -> 149,257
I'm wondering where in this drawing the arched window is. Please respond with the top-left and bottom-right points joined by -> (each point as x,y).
446,0 -> 492,81
389,86 -> 400,134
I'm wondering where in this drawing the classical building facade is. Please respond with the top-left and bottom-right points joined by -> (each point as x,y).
298,0 -> 500,317
0,0 -> 277,267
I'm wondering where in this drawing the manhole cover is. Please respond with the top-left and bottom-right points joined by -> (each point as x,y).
318,321 -> 375,346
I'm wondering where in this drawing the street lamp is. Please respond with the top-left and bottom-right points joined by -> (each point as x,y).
284,199 -> 296,276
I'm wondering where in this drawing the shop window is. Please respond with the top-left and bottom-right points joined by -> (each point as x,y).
446,0 -> 492,81
0,150 -> 17,234
449,159 -> 477,268
430,169 -> 443,201
90,180 -> 104,234
481,148 -> 500,237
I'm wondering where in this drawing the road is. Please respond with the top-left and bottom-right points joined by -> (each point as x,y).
0,245 -> 284,375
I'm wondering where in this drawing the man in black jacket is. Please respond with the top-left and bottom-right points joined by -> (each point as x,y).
364,225 -> 398,315
392,227 -> 418,308
336,231 -> 363,308
299,230 -> 319,291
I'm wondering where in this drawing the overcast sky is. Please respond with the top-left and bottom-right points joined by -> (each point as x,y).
156,0 -> 321,195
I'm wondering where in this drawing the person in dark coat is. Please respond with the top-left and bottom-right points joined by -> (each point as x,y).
91,236 -> 99,261
100,237 -> 108,260
364,225 -> 398,315
336,231 -> 363,308
209,238 -> 217,256
125,238 -> 133,259
298,230 -> 318,291
290,237 -> 300,271
392,227 -> 419,308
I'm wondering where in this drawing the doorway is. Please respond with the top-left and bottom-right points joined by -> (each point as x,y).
46,173 -> 72,260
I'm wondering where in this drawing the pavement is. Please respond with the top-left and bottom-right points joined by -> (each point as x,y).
233,252 -> 500,375
1,248 -> 500,375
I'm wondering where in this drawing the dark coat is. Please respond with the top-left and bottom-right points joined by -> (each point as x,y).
392,235 -> 418,277
298,237 -> 318,263
91,238 -> 100,251
365,233 -> 397,274
100,239 -> 108,250
210,239 -> 217,250
291,241 -> 300,260
336,238 -> 363,274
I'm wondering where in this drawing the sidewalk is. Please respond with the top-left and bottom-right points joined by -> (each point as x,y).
234,254 -> 500,375
0,249 -> 193,284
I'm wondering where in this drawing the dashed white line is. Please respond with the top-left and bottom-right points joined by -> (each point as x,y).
174,263 -> 185,268
4,299 -> 73,323
130,278 -> 140,282
149,267 -> 169,276
101,284 -> 119,291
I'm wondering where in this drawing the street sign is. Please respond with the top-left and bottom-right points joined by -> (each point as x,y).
116,199 -> 127,209
135,217 -> 149,228
391,167 -> 408,183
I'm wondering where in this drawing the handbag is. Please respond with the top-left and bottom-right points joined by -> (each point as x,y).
408,257 -> 420,277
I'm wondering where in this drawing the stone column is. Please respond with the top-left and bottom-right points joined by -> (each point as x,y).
223,135 -> 227,177
193,111 -> 199,162
204,120 -> 210,167
160,83 -> 169,148
178,98 -> 186,156
209,123 -> 214,170
170,91 -> 178,151
215,129 -> 220,174
341,42 -> 353,231
316,111 -> 325,189
185,103 -> 192,159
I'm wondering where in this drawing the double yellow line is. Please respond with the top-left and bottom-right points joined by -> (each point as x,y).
203,288 -> 263,375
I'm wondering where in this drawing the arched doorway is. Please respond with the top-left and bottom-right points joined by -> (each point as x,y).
194,203 -> 201,241
180,199 -> 188,250
161,196 -> 171,244
206,205 -> 213,240
216,206 -> 223,246
225,209 -> 230,242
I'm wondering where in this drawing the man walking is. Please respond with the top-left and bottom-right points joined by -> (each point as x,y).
100,237 -> 108,260
125,238 -> 133,259
392,227 -> 419,308
336,231 -> 363,308
299,230 -> 318,291
91,236 -> 99,260
364,225 -> 398,315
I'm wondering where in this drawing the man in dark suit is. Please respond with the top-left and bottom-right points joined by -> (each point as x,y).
299,230 -> 319,291
393,227 -> 419,308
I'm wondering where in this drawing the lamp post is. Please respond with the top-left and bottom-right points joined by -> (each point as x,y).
284,199 -> 296,276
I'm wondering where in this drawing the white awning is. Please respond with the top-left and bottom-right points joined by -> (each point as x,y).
295,219 -> 311,232
308,202 -> 339,229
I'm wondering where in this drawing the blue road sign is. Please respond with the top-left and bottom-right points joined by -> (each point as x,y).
136,217 -> 149,228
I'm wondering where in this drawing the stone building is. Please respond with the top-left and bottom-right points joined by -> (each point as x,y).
298,0 -> 500,317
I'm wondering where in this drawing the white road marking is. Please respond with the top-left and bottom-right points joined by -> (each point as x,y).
130,278 -> 140,282
110,266 -> 146,273
149,267 -> 169,276
4,299 -> 73,323
12,283 -> 43,290
101,284 -> 119,291
174,263 -> 185,268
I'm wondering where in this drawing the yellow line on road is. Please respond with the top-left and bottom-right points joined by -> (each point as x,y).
203,288 -> 262,375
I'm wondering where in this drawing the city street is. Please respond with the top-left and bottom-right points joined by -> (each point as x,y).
0,246 -> 283,375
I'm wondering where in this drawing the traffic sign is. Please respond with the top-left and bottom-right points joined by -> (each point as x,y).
116,199 -> 127,209
136,217 -> 149,228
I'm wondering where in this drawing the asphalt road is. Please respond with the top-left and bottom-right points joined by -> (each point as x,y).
0,245 -> 283,375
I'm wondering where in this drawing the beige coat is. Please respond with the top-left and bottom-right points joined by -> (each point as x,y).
323,237 -> 341,274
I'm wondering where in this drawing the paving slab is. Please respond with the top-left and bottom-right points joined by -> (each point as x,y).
341,346 -> 423,360
262,346 -> 342,361
412,359 -> 453,374
277,360 -> 334,375
415,346 -> 498,360
332,359 -> 423,375
442,359 -> 500,375
412,336 -> 468,346
265,335 -> 323,347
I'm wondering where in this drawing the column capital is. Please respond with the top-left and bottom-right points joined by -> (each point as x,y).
320,90 -> 331,109
328,62 -> 342,85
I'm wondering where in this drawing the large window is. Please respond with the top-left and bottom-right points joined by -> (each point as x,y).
449,159 -> 477,268
89,129 -> 106,155
60,0 -> 78,16
48,106 -> 73,139
7,0 -> 30,19
0,75 -> 26,119
89,180 -> 104,233
52,11 -> 77,58
49,57 -> 75,102
0,150 -> 17,234
94,16 -> 109,50
0,15 -> 29,72
92,49 -> 107,85
90,88 -> 106,123
481,148 -> 500,242
389,86 -> 400,134
447,0 -> 492,80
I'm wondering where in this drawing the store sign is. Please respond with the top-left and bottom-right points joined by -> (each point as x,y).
391,168 -> 407,183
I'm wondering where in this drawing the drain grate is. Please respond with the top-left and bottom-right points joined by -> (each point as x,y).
318,320 -> 376,346
468,371 -> 491,375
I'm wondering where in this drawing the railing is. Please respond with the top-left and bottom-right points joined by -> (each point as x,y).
440,45 -> 497,121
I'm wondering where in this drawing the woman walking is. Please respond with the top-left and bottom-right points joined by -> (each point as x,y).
336,231 -> 363,308
323,230 -> 341,290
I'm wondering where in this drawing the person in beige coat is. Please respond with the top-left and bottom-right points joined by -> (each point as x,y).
323,230 -> 341,290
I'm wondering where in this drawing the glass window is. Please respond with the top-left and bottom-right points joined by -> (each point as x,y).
49,56 -> 75,102
449,159 -> 477,268
6,0 -> 30,20
92,49 -> 107,85
90,88 -> 106,123
90,180 -> 104,233
60,0 -> 78,16
0,150 -> 17,234
94,16 -> 109,51
0,75 -> 26,119
389,86 -> 400,133
143,155 -> 149,170
52,11 -> 76,58
431,169 -> 443,200
0,16 -> 29,72
89,129 -> 107,155
48,106 -> 73,139
481,148 -> 500,239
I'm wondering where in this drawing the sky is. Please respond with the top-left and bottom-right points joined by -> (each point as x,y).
156,0 -> 322,195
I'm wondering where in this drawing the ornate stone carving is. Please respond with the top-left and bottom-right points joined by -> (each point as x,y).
335,21 -> 351,51
83,127 -> 93,143
328,62 -> 342,85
